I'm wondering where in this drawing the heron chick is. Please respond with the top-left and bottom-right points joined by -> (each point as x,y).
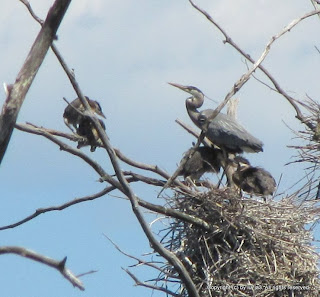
168,83 -> 263,154
63,97 -> 106,132
179,146 -> 223,182
232,156 -> 276,197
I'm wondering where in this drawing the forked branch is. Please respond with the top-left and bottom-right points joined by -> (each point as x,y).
0,246 -> 84,290
189,0 -> 320,131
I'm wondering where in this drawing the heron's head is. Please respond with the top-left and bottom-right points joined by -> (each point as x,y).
233,156 -> 251,170
168,82 -> 204,97
89,100 -> 106,119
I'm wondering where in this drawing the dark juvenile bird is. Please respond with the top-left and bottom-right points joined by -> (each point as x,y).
232,156 -> 276,197
168,83 -> 263,154
63,97 -> 106,132
77,118 -> 106,152
179,146 -> 223,182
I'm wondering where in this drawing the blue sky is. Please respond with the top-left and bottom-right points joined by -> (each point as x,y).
1,0 -> 320,296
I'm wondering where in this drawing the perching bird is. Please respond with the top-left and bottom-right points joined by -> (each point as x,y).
63,97 -> 106,132
168,83 -> 263,154
232,156 -> 276,197
77,118 -> 106,152
179,146 -> 223,182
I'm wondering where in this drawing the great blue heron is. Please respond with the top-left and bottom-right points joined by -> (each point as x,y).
168,83 -> 263,154
179,146 -> 223,182
63,97 -> 106,132
77,118 -> 106,152
232,156 -> 276,197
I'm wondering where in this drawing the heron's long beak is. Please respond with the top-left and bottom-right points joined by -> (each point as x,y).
168,82 -> 188,92
95,110 -> 106,119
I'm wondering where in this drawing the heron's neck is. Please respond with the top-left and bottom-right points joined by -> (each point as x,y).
186,99 -> 201,128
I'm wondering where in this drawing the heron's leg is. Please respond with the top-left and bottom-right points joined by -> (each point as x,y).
217,148 -> 227,188
185,176 -> 200,192
217,170 -> 225,188
217,149 -> 237,188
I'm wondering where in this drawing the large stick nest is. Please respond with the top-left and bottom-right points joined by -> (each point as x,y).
160,188 -> 320,297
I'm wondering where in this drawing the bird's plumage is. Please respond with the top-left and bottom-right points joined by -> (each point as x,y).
77,118 -> 106,152
63,97 -> 106,132
169,83 -> 263,154
179,146 -> 223,181
199,110 -> 263,153
232,157 -> 276,196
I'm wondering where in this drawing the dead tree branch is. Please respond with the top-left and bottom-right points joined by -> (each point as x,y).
0,186 -> 115,231
19,2 -> 201,295
0,173 -> 210,232
0,0 -> 71,164
114,148 -> 194,195
123,268 -> 181,297
15,123 -> 109,178
90,121 -> 201,297
189,0 -> 319,131
0,246 -> 84,290
104,234 -> 169,275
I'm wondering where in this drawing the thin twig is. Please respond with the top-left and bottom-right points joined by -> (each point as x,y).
24,121 -> 80,141
123,268 -> 181,297
0,186 -> 117,231
76,270 -> 98,278
103,235 -> 168,274
114,149 -> 193,195
0,246 -> 84,290
189,0 -> 319,131
21,3 -> 199,295
15,123 -> 110,179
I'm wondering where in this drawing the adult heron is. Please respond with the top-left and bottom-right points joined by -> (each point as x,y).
168,83 -> 263,154
63,96 -> 106,132
232,156 -> 276,197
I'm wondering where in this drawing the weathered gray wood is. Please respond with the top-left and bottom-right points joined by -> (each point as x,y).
0,0 -> 72,164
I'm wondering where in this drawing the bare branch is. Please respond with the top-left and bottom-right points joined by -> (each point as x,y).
175,118 -> 213,147
20,0 -> 108,154
137,198 -> 212,231
103,235 -> 168,274
0,246 -> 84,290
21,3 -> 199,295
87,120 -> 201,296
159,118 -> 220,194
114,148 -> 194,195
189,0 -> 319,131
19,0 -> 44,24
15,123 -> 109,179
123,268 -> 181,297
76,270 -> 98,278
0,0 -> 71,164
0,175 -> 211,233
25,121 -> 80,141
0,186 -> 115,231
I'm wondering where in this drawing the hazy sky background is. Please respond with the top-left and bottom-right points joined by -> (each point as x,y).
1,1 -> 320,296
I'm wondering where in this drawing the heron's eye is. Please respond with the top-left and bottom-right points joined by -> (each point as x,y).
198,115 -> 207,125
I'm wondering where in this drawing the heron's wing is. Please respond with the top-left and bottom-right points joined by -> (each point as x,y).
183,150 -> 204,176
206,113 -> 263,152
